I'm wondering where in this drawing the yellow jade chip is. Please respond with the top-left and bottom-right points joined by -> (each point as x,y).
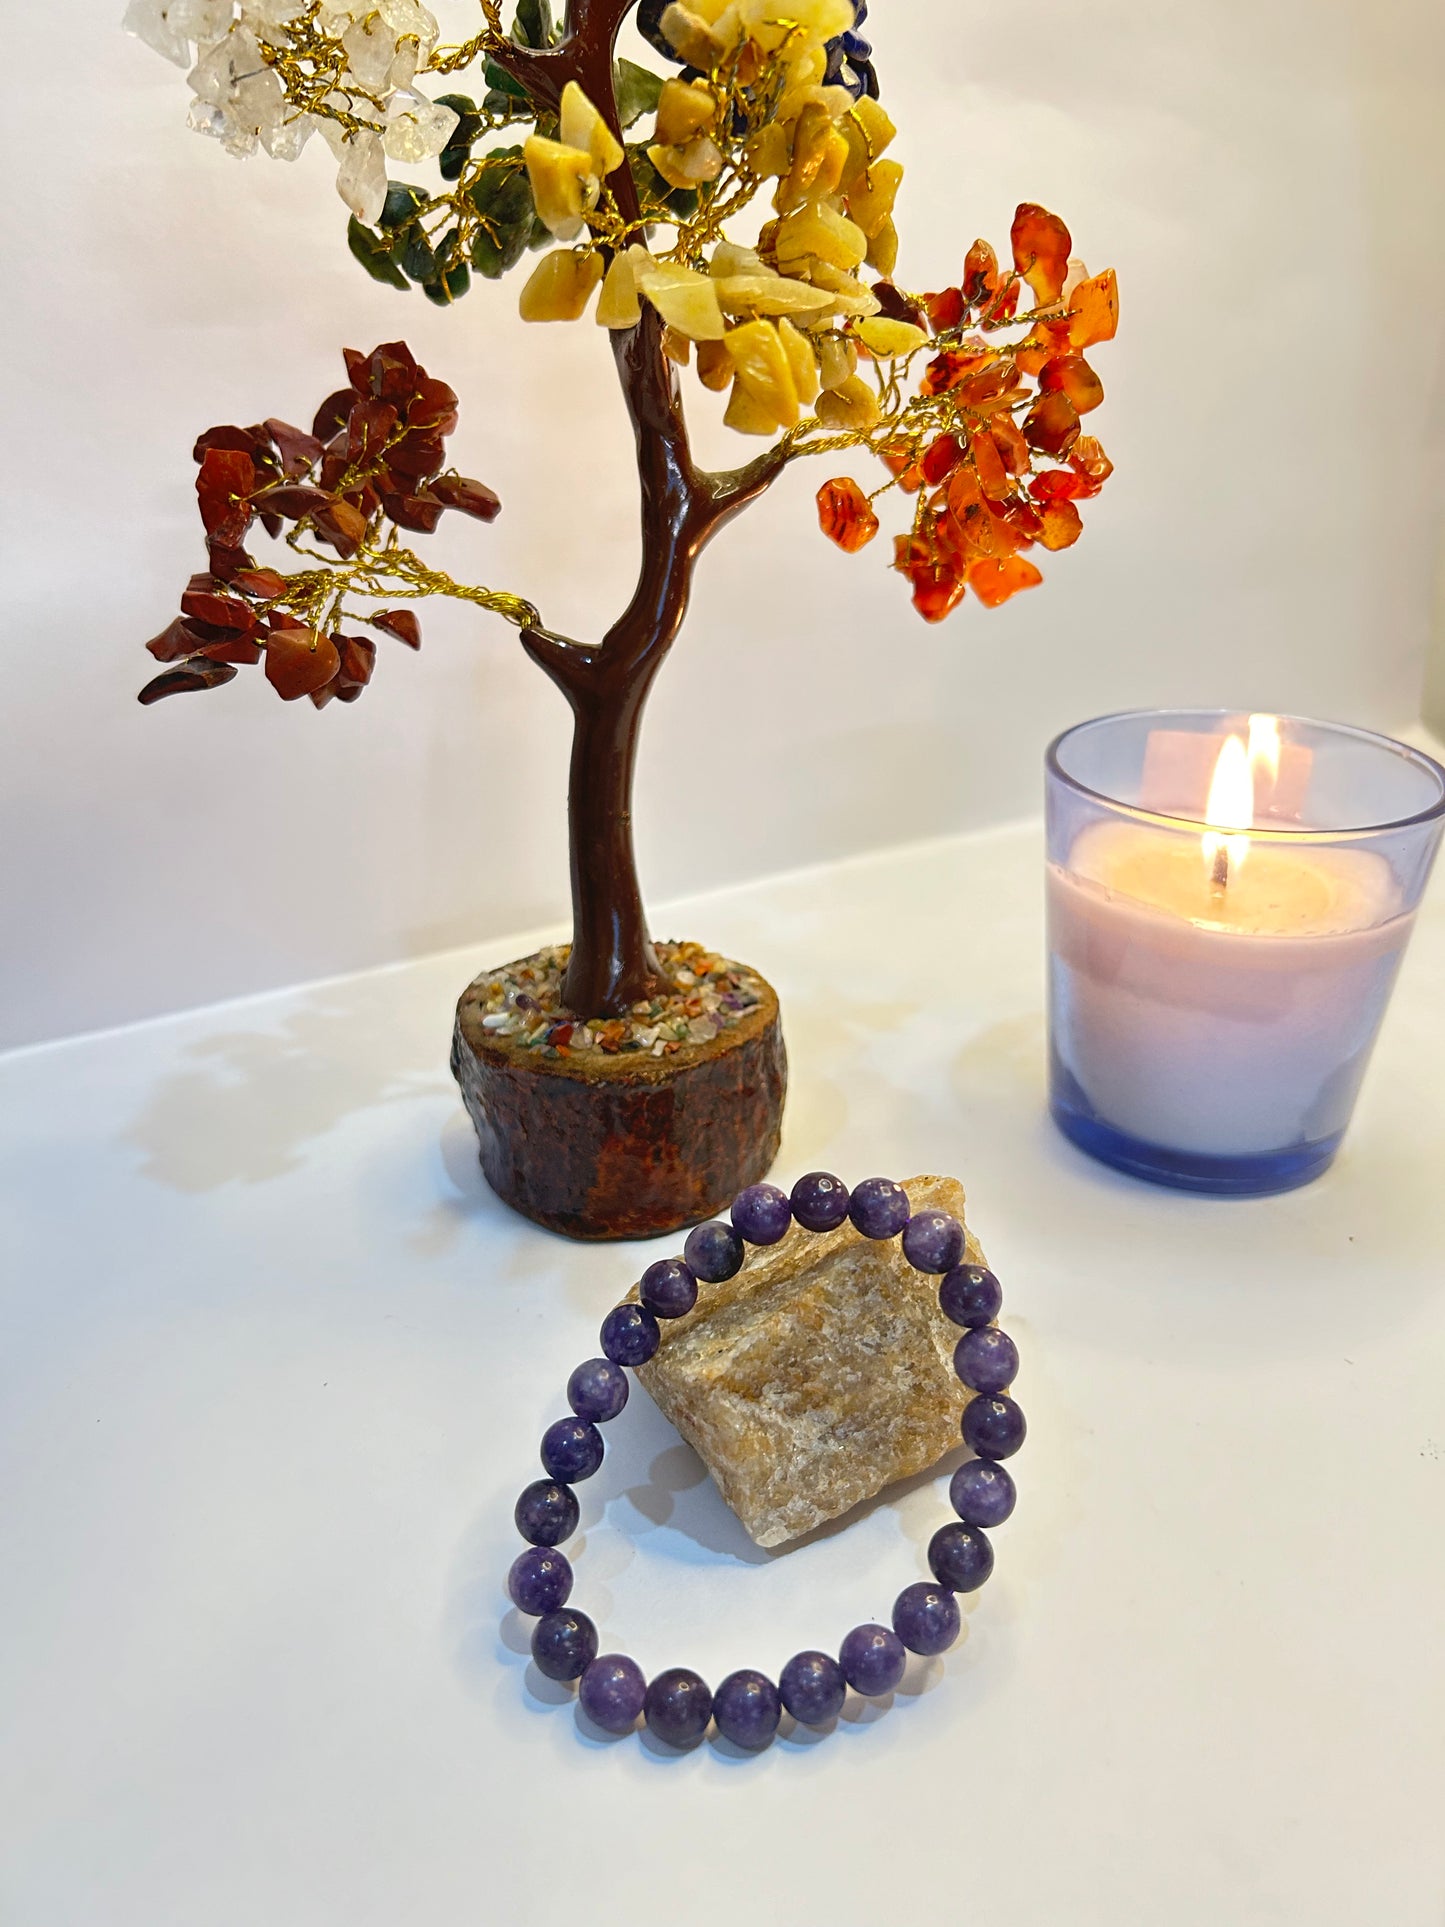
518,248 -> 604,322
636,261 -> 726,340
558,81 -> 624,178
814,373 -> 880,430
725,319 -> 800,430
817,332 -> 857,390
776,202 -> 868,273
713,273 -> 834,317
839,96 -> 895,186
523,135 -> 596,241
655,77 -> 717,146
778,316 -> 820,404
854,314 -> 927,358
647,134 -> 724,190
867,216 -> 898,276
596,246 -> 652,329
847,157 -> 902,238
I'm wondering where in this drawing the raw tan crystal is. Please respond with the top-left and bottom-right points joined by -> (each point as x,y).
635,1175 -> 985,1548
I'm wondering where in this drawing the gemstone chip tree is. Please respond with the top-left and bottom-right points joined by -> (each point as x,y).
127,0 -> 1119,1238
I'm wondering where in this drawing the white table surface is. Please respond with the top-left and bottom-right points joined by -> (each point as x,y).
2,818 -> 1443,1927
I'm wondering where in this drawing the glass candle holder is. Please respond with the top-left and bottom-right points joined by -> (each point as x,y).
1046,709 -> 1445,1195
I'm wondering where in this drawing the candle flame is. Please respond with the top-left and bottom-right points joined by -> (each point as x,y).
1202,733 -> 1255,887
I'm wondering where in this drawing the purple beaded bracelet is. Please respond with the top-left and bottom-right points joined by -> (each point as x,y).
506,1173 -> 1024,1751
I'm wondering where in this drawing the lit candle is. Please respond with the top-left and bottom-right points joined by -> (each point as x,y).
1046,710 -> 1445,1194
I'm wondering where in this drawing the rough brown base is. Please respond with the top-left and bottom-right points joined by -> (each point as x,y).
450,952 -> 788,1240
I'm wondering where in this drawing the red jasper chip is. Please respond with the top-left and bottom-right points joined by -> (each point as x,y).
180,587 -> 257,633
310,497 -> 368,558
145,617 -> 203,662
382,489 -> 445,533
232,567 -> 288,600
195,448 -> 255,546
265,417 -> 324,478
312,387 -> 354,442
431,475 -> 502,521
264,627 -> 340,701
371,609 -> 422,648
261,483 -> 332,520
138,658 -> 241,703
347,397 -> 399,465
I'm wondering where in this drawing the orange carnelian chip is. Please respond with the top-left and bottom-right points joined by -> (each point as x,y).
1070,435 -> 1113,488
816,477 -> 879,553
1010,204 -> 1072,305
1039,354 -> 1104,414
990,416 -> 1031,475
1037,500 -> 1083,550
968,555 -> 1043,608
1013,320 -> 1072,377
962,238 -> 1000,304
957,361 -> 1017,406
995,494 -> 1042,546
1030,468 -> 1091,504
926,286 -> 965,331
1023,391 -> 1081,457
921,434 -> 962,485
920,346 -> 993,396
908,561 -> 966,622
970,427 -> 1010,500
1066,269 -> 1118,350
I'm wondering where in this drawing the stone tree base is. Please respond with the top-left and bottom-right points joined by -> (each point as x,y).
451,952 -> 787,1241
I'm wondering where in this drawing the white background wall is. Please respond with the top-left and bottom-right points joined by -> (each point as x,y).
5,0 -> 1444,1049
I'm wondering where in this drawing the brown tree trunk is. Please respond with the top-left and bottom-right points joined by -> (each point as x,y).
503,3 -> 790,1019
560,664 -> 663,1015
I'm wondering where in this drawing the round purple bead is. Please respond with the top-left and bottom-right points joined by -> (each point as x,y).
507,1546 -> 573,1616
950,1458 -> 1016,1529
531,1607 -> 598,1682
639,1258 -> 698,1321
712,1669 -> 781,1750
643,1667 -> 713,1748
892,1580 -> 961,1656
790,1171 -> 851,1233
600,1302 -> 660,1367
541,1416 -> 604,1483
839,1622 -> 906,1697
961,1393 -> 1026,1460
901,1210 -> 965,1274
939,1263 -> 1003,1327
953,1326 -> 1019,1395
567,1356 -> 630,1423
684,1219 -> 745,1283
731,1182 -> 793,1246
848,1176 -> 910,1241
928,1522 -> 994,1593
778,1650 -> 846,1726
580,1654 -> 646,1734
513,1478 -> 579,1547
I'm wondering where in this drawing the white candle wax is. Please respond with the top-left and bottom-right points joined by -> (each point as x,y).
1048,819 -> 1413,1156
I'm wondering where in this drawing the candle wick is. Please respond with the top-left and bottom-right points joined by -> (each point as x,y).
1210,845 -> 1229,896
